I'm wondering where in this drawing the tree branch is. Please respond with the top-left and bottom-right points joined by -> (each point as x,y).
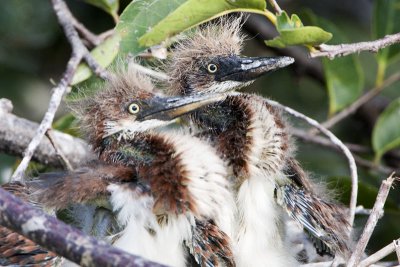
10,0 -> 108,181
45,129 -> 74,171
0,98 -> 93,169
359,238 -> 400,267
318,72 -> 400,131
347,173 -> 398,267
293,128 -> 397,175
0,187 -> 166,267
311,32 -> 400,59
267,0 -> 283,14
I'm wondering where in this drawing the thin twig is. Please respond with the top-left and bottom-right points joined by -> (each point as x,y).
260,98 -> 359,227
317,72 -> 400,131
45,129 -> 73,171
355,205 -> 373,216
0,187 -> 166,267
293,129 -> 396,175
10,0 -> 106,181
129,62 -> 169,80
359,238 -> 400,267
347,173 -> 398,267
60,1 -> 110,80
11,55 -> 82,181
311,32 -> 400,59
353,155 -> 397,176
300,261 -> 332,267
293,128 -> 371,153
0,101 -> 93,169
71,15 -> 102,46
267,0 -> 283,14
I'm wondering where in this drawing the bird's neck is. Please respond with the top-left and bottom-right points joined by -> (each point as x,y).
193,95 -> 253,180
97,132 -> 195,215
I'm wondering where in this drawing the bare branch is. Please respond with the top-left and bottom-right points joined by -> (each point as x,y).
71,15 -> 103,47
267,0 -> 283,14
10,0 -> 107,181
11,55 -> 82,181
318,72 -> 400,131
129,62 -> 169,80
311,32 -> 400,59
347,173 -> 398,267
45,129 -> 74,171
300,261 -> 332,267
359,238 -> 400,267
0,99 -> 93,169
260,98 -> 359,227
293,129 -> 397,175
0,187 -> 166,267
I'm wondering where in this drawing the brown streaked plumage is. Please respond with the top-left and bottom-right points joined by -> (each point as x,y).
163,16 -> 351,263
30,63 -> 236,267
0,182 -> 58,267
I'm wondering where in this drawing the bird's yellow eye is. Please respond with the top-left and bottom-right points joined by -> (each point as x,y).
207,64 -> 218,73
128,103 -> 140,114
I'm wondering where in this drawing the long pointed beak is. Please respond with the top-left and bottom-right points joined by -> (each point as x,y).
138,93 -> 226,121
217,56 -> 294,82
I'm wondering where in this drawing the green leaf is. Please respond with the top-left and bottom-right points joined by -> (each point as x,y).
316,17 -> 364,114
53,114 -> 79,136
372,98 -> 400,161
71,34 -> 120,85
373,0 -> 400,64
84,0 -> 119,21
265,26 -> 332,48
265,11 -> 332,48
138,0 -> 266,47
116,0 -> 187,55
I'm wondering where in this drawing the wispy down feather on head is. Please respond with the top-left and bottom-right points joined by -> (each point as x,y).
69,62 -> 156,149
166,15 -> 245,95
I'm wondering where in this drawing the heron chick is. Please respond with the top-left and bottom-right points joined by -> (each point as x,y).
163,16 -> 351,264
9,63 -> 237,267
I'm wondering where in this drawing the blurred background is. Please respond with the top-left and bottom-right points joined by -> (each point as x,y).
1,0 -> 399,260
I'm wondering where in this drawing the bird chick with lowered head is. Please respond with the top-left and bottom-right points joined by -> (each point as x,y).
163,17 -> 351,265
16,63 -> 237,267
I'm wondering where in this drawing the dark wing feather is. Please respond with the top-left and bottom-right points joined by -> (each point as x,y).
188,219 -> 235,267
275,183 -> 350,257
0,182 -> 58,266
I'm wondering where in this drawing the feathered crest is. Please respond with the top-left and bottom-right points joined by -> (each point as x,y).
69,61 -> 156,147
166,15 -> 245,94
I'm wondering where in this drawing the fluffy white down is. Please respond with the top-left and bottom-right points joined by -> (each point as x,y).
234,95 -> 297,267
108,184 -> 192,267
166,133 -> 236,239
106,132 -> 236,266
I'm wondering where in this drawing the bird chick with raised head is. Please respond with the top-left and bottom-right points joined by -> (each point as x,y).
164,16 -> 351,265
26,63 -> 237,267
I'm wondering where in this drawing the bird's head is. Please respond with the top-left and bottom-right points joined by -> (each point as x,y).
166,16 -> 294,95
72,63 -> 225,148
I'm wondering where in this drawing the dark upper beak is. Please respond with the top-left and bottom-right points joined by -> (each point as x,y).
215,56 -> 294,82
137,93 -> 226,121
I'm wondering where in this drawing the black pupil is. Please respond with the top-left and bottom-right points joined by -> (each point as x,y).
131,105 -> 138,112
210,64 -> 216,71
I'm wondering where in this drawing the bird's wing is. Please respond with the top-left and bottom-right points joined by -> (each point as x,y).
283,158 -> 315,193
0,182 -> 58,266
275,183 -> 351,257
28,161 -> 134,210
187,219 -> 235,267
0,225 -> 58,267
